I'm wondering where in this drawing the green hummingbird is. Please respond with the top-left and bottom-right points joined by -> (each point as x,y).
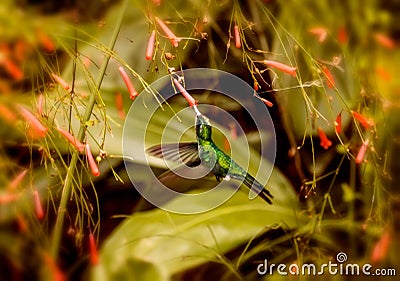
146,114 -> 273,204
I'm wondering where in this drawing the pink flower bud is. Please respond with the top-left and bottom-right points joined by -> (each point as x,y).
155,17 -> 181,47
234,25 -> 241,48
18,105 -> 48,138
146,30 -> 156,60
173,79 -> 197,107
33,189 -> 44,220
118,66 -> 138,100
263,60 -> 297,77
57,127 -> 85,153
355,139 -> 369,164
51,73 -> 70,91
86,144 -> 100,177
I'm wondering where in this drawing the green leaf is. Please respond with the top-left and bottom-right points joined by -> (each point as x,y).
91,186 -> 302,280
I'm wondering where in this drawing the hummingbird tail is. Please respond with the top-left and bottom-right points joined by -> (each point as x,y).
243,173 -> 273,204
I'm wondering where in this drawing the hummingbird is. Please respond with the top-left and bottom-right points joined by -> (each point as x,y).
146,113 -> 273,204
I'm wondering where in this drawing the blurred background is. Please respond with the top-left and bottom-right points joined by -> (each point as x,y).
0,0 -> 399,280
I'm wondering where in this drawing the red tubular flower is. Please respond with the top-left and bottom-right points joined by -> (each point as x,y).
8,169 -> 28,191
38,93 -> 44,116
0,104 -> 17,124
16,214 -> 28,233
317,127 -> 332,149
43,253 -> 66,281
371,229 -> 391,264
337,26 -> 348,44
173,79 -> 198,107
155,17 -> 181,47
37,31 -> 56,53
146,30 -> 156,60
57,127 -> 85,153
335,112 -> 342,134
2,58 -> 24,81
263,60 -> 297,77
322,65 -> 335,88
375,67 -> 392,82
0,193 -> 20,204
234,25 -> 241,48
33,189 -> 44,220
351,111 -> 374,129
253,81 -> 259,91
18,105 -> 48,138
355,139 -> 369,164
118,66 -> 138,100
89,231 -> 99,265
86,144 -> 100,177
259,97 -> 273,107
373,33 -> 395,49
308,27 -> 327,42
115,92 -> 125,120
51,73 -> 70,91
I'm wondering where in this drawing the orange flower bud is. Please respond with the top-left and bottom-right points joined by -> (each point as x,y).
322,65 -> 335,88
371,229 -> 391,264
0,104 -> 17,124
308,27 -> 327,42
351,111 -> 374,129
373,33 -> 395,49
8,169 -> 28,191
37,31 -> 56,53
115,92 -> 125,120
43,253 -> 66,281
335,112 -> 342,134
2,58 -> 24,81
0,193 -> 20,204
337,26 -> 348,44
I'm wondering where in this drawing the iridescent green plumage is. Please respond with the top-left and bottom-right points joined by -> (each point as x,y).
146,114 -> 273,204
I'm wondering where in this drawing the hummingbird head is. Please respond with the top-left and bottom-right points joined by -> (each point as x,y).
195,114 -> 212,140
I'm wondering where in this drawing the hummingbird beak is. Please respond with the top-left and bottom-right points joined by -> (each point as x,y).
193,105 -> 201,116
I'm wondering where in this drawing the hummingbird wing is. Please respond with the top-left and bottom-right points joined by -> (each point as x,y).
146,142 -> 201,166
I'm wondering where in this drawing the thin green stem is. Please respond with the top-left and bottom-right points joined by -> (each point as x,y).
50,0 -> 129,259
